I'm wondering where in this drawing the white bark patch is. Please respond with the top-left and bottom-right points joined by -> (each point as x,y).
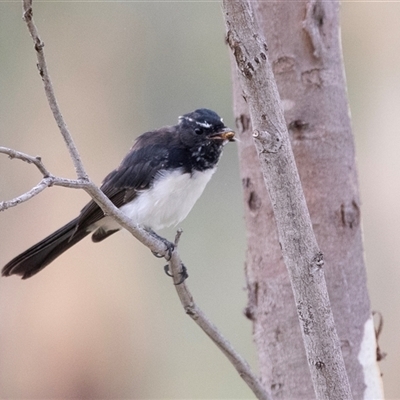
358,316 -> 385,399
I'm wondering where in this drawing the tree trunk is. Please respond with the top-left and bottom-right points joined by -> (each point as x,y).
229,1 -> 383,398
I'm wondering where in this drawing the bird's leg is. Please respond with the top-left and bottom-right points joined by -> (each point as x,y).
146,228 -> 187,283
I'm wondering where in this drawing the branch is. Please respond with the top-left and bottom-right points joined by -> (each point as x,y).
0,2 -> 272,398
22,0 -> 87,180
0,146 -> 87,211
169,231 -> 272,400
223,1 -> 353,399
0,177 -> 51,212
0,146 -> 51,211
0,146 -> 50,176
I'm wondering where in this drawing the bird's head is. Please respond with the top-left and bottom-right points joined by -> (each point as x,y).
178,108 -> 235,147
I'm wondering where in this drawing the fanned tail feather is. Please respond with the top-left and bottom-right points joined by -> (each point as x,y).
2,218 -> 90,279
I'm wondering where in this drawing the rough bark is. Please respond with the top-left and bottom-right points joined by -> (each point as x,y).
225,0 -> 379,399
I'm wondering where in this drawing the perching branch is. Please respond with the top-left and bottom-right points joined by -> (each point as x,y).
169,231 -> 271,400
0,1 -> 271,398
223,1 -> 352,399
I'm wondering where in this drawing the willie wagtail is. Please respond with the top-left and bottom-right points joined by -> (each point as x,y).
2,108 -> 235,279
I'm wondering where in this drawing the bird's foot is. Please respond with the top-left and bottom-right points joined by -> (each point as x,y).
164,263 -> 188,285
148,230 -> 175,260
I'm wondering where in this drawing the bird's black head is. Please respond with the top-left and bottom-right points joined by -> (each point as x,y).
175,108 -> 235,172
178,108 -> 235,146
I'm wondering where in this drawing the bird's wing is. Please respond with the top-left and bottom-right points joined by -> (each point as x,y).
74,138 -> 172,232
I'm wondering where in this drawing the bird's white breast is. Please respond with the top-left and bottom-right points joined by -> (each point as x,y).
119,167 -> 216,230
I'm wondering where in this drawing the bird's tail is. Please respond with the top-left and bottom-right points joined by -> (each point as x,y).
2,218 -> 90,279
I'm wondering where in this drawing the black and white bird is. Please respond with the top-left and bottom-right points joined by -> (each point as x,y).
2,108 -> 235,279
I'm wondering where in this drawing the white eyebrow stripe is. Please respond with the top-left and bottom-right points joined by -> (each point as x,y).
195,120 -> 212,128
179,116 -> 212,129
179,116 -> 194,123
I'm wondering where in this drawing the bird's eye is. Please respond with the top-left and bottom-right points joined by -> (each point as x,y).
194,128 -> 203,135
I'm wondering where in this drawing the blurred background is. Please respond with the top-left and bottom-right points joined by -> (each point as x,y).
0,1 -> 399,398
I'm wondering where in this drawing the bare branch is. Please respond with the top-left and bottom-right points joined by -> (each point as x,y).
0,146 -> 87,211
1,178 -> 50,212
0,146 -> 50,177
21,0 -> 87,180
168,247 -> 272,400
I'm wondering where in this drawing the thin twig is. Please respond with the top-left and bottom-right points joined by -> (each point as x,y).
0,146 -> 83,211
0,146 -> 50,177
0,174 -> 101,212
21,0 -> 87,180
168,248 -> 271,400
0,178 -> 51,212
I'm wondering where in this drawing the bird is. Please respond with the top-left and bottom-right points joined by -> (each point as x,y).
2,108 -> 235,280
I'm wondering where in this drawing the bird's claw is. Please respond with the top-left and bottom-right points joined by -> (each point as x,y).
164,263 -> 188,285
148,230 -> 175,260
151,241 -> 174,260
152,251 -> 164,259
164,264 -> 173,277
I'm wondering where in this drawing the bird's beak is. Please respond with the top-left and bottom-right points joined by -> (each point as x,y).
211,128 -> 236,142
